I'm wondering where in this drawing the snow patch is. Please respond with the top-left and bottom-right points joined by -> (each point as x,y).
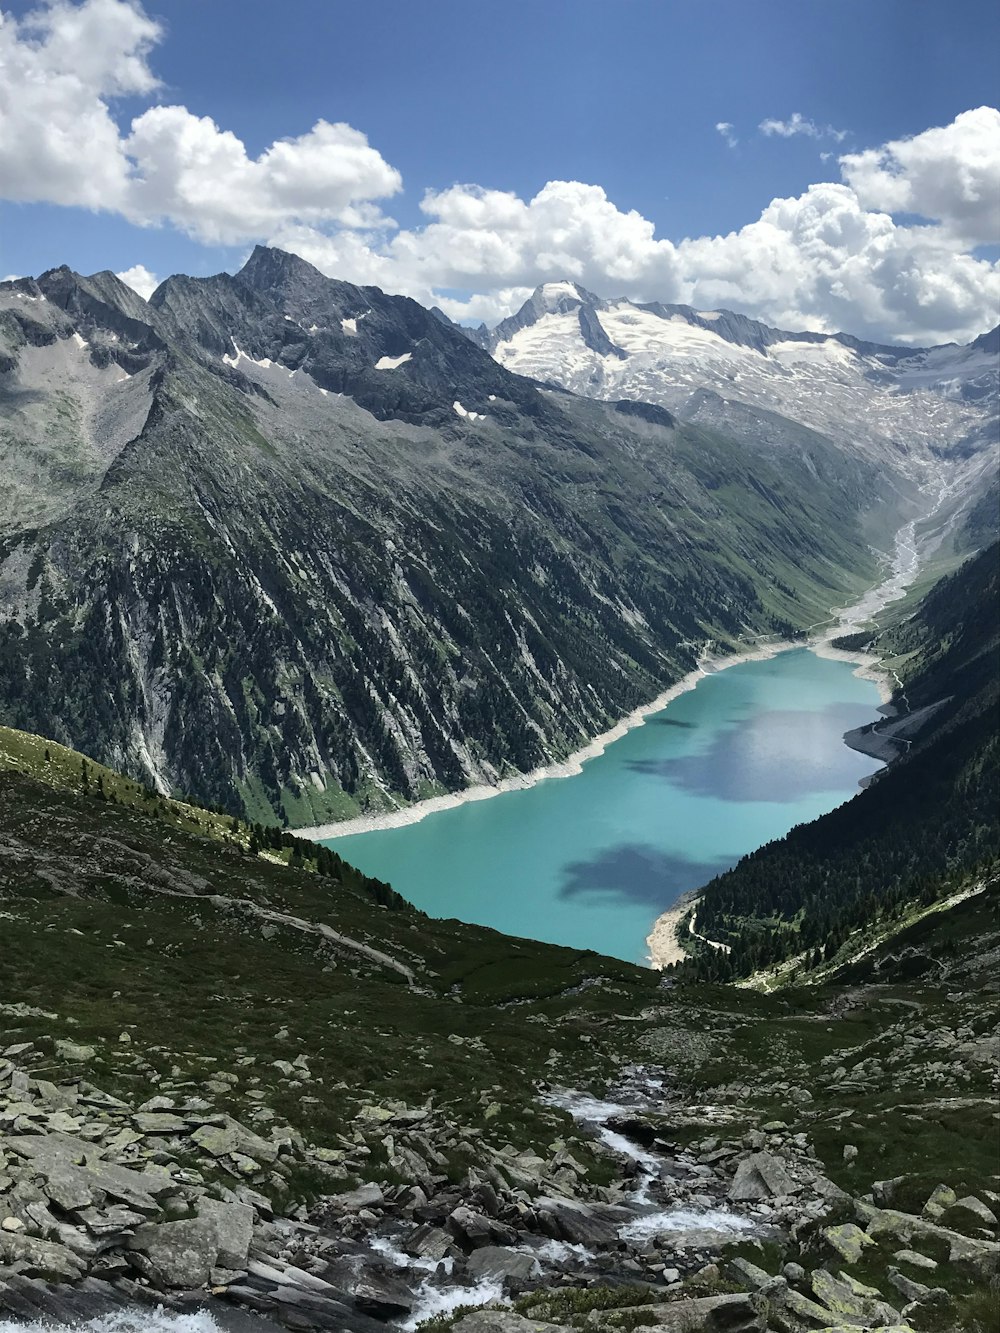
453,400 -> 484,420
222,343 -> 273,370
537,280 -> 583,309
375,352 -> 412,370
71,332 -> 89,350
341,317 -> 357,334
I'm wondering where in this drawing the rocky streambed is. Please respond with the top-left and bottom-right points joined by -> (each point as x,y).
1,1044 -> 997,1332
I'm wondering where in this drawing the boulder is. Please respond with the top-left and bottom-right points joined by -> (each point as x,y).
448,1205 -> 517,1250
728,1153 -> 797,1201
821,1223 -> 873,1264
0,1234 -> 85,1281
466,1246 -> 538,1285
335,1183 -> 385,1212
128,1217 -> 219,1288
54,1041 -> 96,1062
454,1315 -> 565,1333
191,1116 -> 278,1165
197,1197 -> 254,1270
352,1266 -> 414,1318
947,1195 -> 998,1227
403,1223 -> 454,1261
921,1184 -> 956,1220
606,1294 -> 763,1331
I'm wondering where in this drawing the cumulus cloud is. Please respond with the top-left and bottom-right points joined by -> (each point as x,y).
716,122 -> 738,149
123,110 -> 400,243
760,113 -> 847,142
0,0 -> 159,210
840,106 -> 1000,246
675,182 -> 997,342
1,4 -> 996,345
0,0 -> 401,242
273,156 -> 999,345
115,263 -> 158,298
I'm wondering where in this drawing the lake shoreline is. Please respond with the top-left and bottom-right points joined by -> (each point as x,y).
645,893 -> 697,968
297,637 -> 786,842
296,634 -> 892,844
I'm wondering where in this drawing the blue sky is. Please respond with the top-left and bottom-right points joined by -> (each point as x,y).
1,0 -> 998,342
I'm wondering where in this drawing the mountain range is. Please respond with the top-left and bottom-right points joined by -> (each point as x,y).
2,247 -> 959,826
0,249 -> 998,1331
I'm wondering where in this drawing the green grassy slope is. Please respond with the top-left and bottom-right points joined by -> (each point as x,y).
2,721 -> 997,1329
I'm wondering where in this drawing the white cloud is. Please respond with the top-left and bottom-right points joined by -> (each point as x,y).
272,150 -> 999,345
0,0 -> 159,210
840,106 -> 1000,246
0,8 -> 995,346
115,262 -> 158,298
716,121 -> 738,149
674,182 -> 998,343
123,109 -> 400,243
0,0 -> 402,243
760,112 -> 847,142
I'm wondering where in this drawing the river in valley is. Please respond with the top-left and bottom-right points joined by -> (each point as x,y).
323,647 -> 885,965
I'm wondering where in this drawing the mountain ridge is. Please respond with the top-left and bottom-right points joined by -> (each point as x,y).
0,249 -> 896,824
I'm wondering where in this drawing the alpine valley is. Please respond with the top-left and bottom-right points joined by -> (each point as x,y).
0,251 -> 995,826
0,248 -> 998,1333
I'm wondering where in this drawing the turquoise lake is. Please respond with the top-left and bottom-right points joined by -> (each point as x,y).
323,648 -> 884,965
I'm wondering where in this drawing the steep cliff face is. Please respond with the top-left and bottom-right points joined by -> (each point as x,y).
0,251 -> 890,823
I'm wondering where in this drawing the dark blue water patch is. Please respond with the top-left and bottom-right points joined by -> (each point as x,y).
626,702 -> 878,802
559,843 -> 736,907
647,717 -> 695,728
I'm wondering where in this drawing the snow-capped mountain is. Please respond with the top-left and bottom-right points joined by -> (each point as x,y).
474,284 -> 998,471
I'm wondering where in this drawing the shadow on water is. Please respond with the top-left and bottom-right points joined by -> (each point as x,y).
626,702 -> 877,802
646,716 -> 695,728
559,843 -> 736,907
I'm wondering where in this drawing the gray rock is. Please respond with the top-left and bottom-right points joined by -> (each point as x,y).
0,1233 -> 85,1281
448,1205 -> 517,1250
888,1266 -> 930,1302
190,1116 -> 278,1165
922,1183 -> 956,1219
893,1248 -> 938,1271
134,1112 -> 190,1135
730,1256 -> 784,1293
335,1182 -> 385,1212
728,1152 -> 797,1201
466,1246 -> 538,1284
128,1217 -> 219,1288
196,1197 -> 254,1271
403,1223 -> 454,1261
604,1294 -> 763,1331
54,1041 -> 96,1062
353,1266 -> 414,1317
948,1194 -> 998,1227
454,1315 -> 564,1333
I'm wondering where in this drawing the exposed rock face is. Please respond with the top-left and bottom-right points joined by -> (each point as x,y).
1,251 -> 894,823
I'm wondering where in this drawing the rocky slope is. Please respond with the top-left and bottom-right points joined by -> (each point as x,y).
0,251 -> 893,824
1,724 -> 996,1329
